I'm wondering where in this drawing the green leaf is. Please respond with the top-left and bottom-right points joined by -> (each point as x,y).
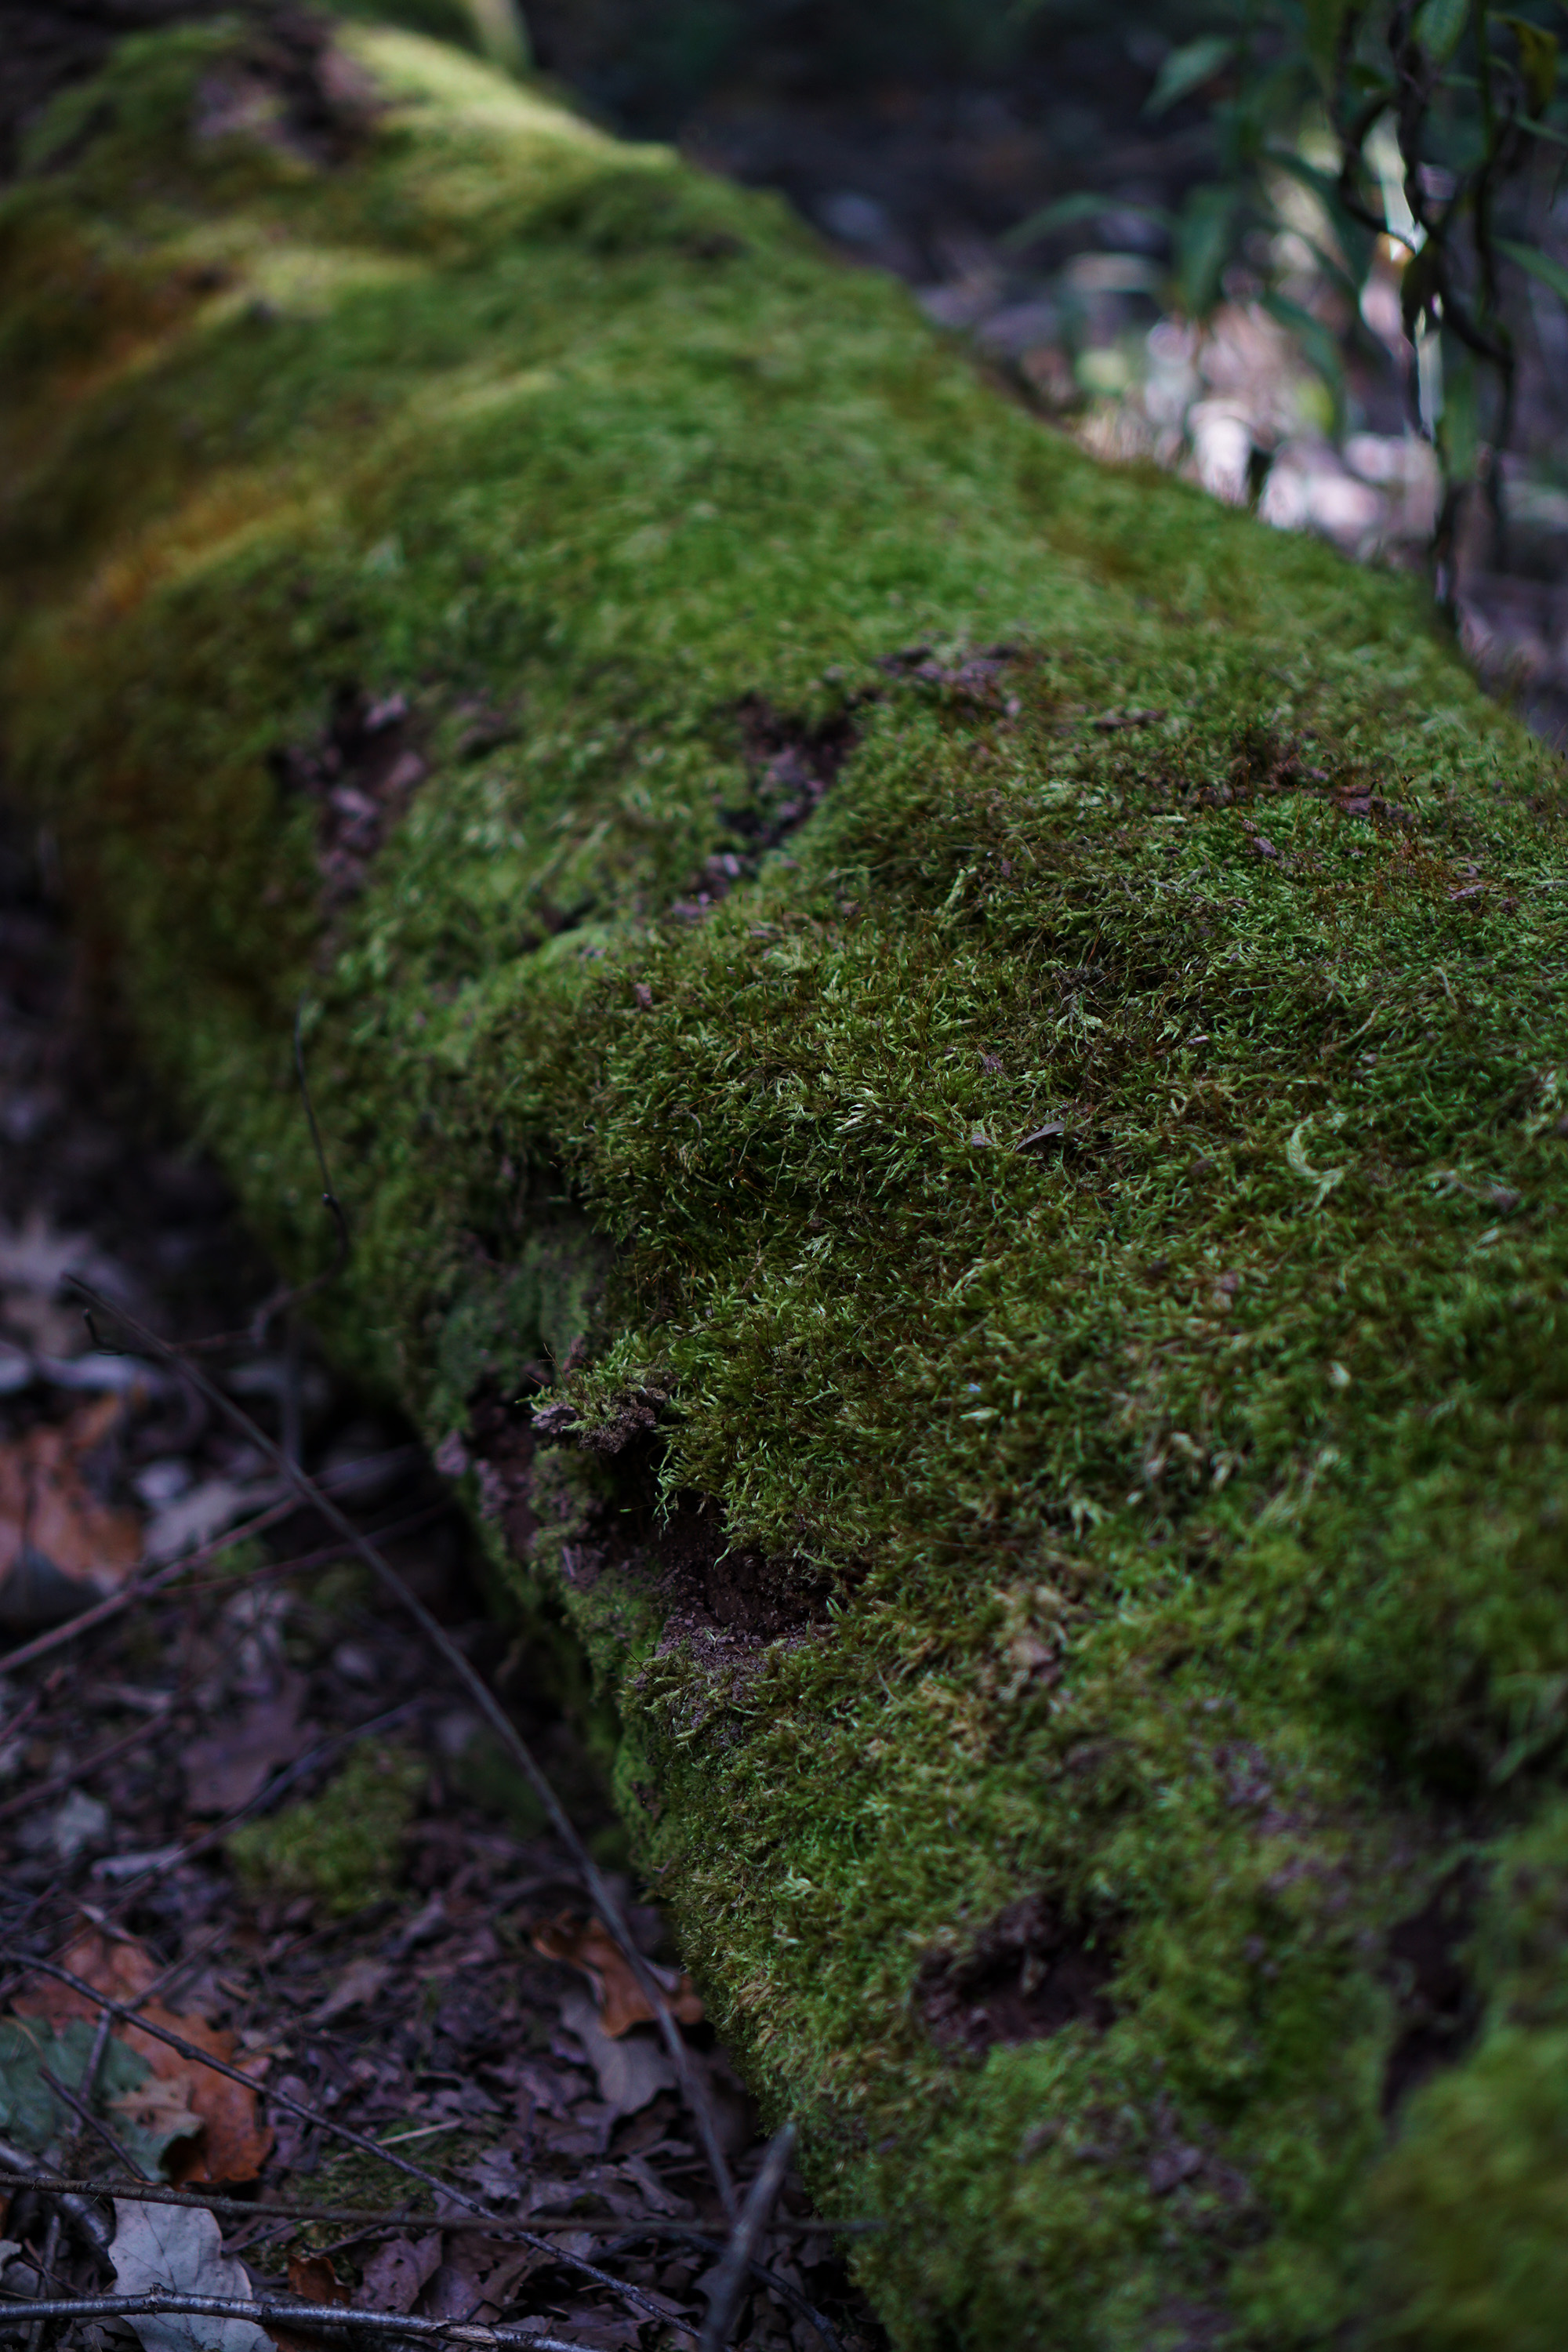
1438,347 -> 1479,481
0,2015 -> 179,2176
1499,234 -> 1568,305
1305,0 -> 1354,84
1002,193 -> 1174,253
1173,184 -> 1241,316
1145,35 -> 1236,120
1415,0 -> 1470,65
1501,14 -> 1559,111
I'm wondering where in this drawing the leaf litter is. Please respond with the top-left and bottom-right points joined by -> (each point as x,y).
0,810 -> 880,2352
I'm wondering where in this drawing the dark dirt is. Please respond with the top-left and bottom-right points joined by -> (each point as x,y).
1380,1864 -> 1483,2114
270,685 -> 429,914
915,1892 -> 1117,2058
468,1394 -> 836,1645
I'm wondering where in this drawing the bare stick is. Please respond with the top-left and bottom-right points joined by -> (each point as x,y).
35,2067 -> 143,2182
66,1276 -> 739,2222
0,2172 -> 880,2240
0,2295 -> 593,2352
1,1958 -> 680,2334
698,2124 -> 796,2352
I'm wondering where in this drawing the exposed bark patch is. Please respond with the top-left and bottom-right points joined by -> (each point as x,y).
191,8 -> 380,169
671,698 -> 861,920
459,1385 -> 546,1563
916,1892 -> 1116,2056
875,642 -> 1024,716
1381,1864 -> 1482,2113
462,1387 -> 834,1640
270,684 -> 427,909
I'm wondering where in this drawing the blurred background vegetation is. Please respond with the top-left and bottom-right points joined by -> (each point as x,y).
8,0 -> 1568,737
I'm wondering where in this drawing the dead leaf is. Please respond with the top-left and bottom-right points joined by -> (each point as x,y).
183,1672 -> 315,1815
310,1956 -> 390,2026
110,2198 -> 269,2352
15,1929 -> 273,2182
0,1396 -> 141,1630
419,2239 -> 534,2325
557,1990 -> 676,2120
289,2255 -> 348,2306
108,2072 -> 204,2148
531,1914 -> 702,2038
356,2234 -> 442,2314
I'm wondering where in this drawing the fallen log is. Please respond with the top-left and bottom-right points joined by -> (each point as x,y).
4,12 -> 1567,2345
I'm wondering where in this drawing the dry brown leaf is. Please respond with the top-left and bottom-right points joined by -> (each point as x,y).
356,2234 -> 443,2315
531,1913 -> 702,2038
270,2251 -> 352,2352
107,2069 -> 204,2147
183,1671 -> 315,1815
310,1955 -> 390,2027
14,1928 -> 273,2182
0,1396 -> 141,1628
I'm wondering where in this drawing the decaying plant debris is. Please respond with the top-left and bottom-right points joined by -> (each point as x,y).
5,9 -> 1568,2347
0,818 -> 883,2352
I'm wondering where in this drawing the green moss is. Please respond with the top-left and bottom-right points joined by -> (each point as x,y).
3,17 -> 1568,2345
1368,2031 -> 1568,2350
227,1743 -> 426,1915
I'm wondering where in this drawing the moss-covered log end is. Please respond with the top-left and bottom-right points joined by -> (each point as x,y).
5,16 -> 1568,2345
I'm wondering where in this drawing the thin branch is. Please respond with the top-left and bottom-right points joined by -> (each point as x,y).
0,2173 -> 880,2240
0,1459 -> 430,1679
698,2124 -> 796,2352
64,1276 -> 739,2223
0,2294 -> 593,2352
34,2068 -> 143,2182
0,1958 -> 677,2336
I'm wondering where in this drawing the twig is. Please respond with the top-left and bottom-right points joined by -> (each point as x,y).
0,2172 -> 881,2240
0,2295 -> 592,2352
65,1277 -> 739,2223
698,2124 -> 796,2352
0,1696 -> 423,1988
0,2141 -> 109,2259
0,1958 -> 677,2335
34,2070 -> 143,2183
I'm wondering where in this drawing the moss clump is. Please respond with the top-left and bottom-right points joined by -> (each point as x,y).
4,15 -> 1568,2346
228,1743 -> 426,1916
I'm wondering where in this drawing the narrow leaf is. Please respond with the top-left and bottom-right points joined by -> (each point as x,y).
1501,14 -> 1559,112
1499,234 -> 1568,306
1145,35 -> 1236,120
1305,0 -> 1354,83
1415,0 -> 1469,65
1261,291 -> 1347,406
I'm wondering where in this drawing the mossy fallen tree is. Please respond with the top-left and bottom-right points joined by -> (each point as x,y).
5,13 -> 1568,2344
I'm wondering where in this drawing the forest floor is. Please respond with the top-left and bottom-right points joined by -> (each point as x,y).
0,815 -> 887,2350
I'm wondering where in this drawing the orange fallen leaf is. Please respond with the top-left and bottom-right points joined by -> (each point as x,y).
14,1927 -> 272,2182
530,1912 -> 702,2038
270,2251 -> 351,2352
0,1396 -> 141,1629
